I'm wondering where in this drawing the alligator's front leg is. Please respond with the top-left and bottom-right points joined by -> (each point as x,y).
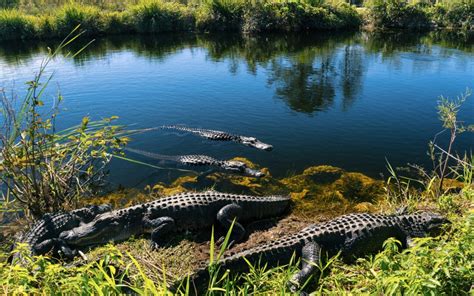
216,204 -> 246,247
143,216 -> 176,249
33,238 -> 77,259
288,240 -> 322,293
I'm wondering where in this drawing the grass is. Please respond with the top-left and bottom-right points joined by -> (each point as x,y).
1,0 -> 471,41
1,189 -> 472,294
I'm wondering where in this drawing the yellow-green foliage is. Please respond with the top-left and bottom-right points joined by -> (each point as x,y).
127,0 -> 194,33
195,0 -> 245,32
54,4 -> 105,37
0,9 -> 34,40
3,208 -> 471,295
1,244 -> 167,294
0,0 -> 363,41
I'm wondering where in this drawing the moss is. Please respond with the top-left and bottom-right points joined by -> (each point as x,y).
149,175 -> 198,196
353,201 -> 377,213
302,165 -> 344,184
335,172 -> 384,202
82,188 -> 152,209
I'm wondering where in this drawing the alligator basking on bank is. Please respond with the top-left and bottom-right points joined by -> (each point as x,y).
160,125 -> 273,151
124,147 -> 265,177
189,211 -> 449,292
60,191 -> 290,249
11,204 -> 111,262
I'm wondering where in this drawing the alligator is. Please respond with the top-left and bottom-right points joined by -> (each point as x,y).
189,211 -> 449,293
160,125 -> 273,151
59,191 -> 290,249
124,147 -> 265,177
11,204 -> 111,262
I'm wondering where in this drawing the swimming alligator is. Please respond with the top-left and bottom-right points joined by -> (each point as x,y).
11,204 -> 111,262
124,147 -> 265,177
59,191 -> 290,249
160,125 -> 273,151
189,211 -> 449,293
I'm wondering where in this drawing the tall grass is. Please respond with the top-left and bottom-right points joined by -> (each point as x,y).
127,0 -> 194,33
54,4 -> 105,37
0,0 -> 363,41
0,9 -> 34,40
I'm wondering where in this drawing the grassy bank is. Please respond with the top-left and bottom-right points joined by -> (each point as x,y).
0,0 -> 361,41
1,0 -> 472,41
1,174 -> 472,294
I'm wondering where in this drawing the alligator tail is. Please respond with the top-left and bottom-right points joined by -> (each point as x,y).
124,147 -> 180,162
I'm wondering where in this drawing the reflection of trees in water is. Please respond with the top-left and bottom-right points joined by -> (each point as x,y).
268,52 -> 337,114
340,44 -> 364,110
1,30 -> 471,114
262,35 -> 367,114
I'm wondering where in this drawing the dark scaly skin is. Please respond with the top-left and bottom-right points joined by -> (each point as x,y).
124,147 -> 265,177
60,191 -> 290,249
161,125 -> 273,151
191,212 -> 449,292
11,204 -> 111,261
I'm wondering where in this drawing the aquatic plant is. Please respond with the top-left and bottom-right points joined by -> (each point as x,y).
0,29 -> 128,219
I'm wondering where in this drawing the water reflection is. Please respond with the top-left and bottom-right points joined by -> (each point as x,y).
0,30 -> 472,185
1,30 -> 470,116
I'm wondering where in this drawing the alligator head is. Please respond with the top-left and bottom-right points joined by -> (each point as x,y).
223,160 -> 265,178
402,212 -> 450,237
238,136 -> 273,151
60,207 -> 144,247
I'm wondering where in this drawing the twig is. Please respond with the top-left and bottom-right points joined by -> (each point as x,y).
433,143 -> 473,168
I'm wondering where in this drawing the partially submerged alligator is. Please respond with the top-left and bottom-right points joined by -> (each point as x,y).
60,191 -> 290,249
190,211 -> 449,292
11,204 -> 111,261
161,125 -> 273,151
124,147 -> 265,177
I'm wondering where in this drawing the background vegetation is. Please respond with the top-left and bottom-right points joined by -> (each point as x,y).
0,0 -> 472,41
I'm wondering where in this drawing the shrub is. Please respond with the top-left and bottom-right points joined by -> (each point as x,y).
441,1 -> 474,30
127,0 -> 193,33
0,35 -> 127,218
368,0 -> 431,29
242,2 -> 361,34
104,11 -> 133,34
0,9 -> 35,40
54,4 -> 105,37
195,0 -> 245,32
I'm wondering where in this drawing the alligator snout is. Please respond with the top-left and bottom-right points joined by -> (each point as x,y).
256,143 -> 273,151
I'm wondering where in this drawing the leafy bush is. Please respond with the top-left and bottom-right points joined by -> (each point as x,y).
195,0 -> 245,32
242,2 -> 361,34
368,0 -> 431,29
127,0 -> 193,33
0,33 -> 127,218
430,2 -> 474,30
0,9 -> 35,40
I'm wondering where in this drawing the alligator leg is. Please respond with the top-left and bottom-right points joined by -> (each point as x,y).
216,204 -> 245,247
288,241 -> 322,293
144,216 -> 176,249
32,238 -> 77,259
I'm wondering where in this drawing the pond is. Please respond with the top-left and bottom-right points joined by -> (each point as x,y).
0,31 -> 473,188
